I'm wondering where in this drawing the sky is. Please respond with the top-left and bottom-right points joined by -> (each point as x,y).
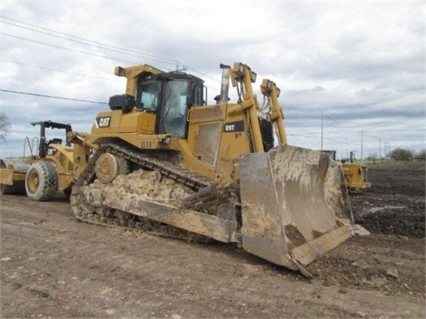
0,0 -> 424,160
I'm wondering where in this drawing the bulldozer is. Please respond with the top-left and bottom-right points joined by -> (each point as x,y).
68,62 -> 367,275
342,151 -> 371,191
322,150 -> 371,191
0,120 -> 74,200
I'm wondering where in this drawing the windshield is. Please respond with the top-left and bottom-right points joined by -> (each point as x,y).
137,80 -> 160,111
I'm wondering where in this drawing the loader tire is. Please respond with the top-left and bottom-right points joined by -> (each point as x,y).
25,161 -> 57,201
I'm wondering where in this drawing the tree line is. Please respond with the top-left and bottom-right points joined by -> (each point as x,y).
389,148 -> 425,161
366,148 -> 426,161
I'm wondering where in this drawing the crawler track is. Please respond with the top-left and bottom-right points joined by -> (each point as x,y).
70,143 -> 226,241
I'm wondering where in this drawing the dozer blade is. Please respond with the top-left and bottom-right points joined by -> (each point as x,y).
239,144 -> 368,274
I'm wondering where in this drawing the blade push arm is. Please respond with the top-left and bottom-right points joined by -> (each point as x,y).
260,79 -> 287,145
230,62 -> 264,153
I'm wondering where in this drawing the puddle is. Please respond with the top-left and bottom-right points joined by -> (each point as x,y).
369,205 -> 407,214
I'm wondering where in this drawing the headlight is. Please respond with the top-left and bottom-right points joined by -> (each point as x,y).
160,135 -> 172,145
251,71 -> 257,83
238,63 -> 245,75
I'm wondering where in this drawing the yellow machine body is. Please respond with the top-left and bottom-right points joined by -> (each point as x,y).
342,162 -> 371,191
321,150 -> 371,191
0,121 -> 74,200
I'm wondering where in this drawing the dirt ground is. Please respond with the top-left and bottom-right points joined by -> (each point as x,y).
1,161 -> 425,318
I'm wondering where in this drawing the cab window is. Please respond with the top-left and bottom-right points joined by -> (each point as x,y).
138,81 -> 160,112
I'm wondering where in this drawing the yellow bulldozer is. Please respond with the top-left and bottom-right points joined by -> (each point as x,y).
68,62 -> 367,275
0,121 -> 74,200
342,151 -> 371,191
322,150 -> 371,191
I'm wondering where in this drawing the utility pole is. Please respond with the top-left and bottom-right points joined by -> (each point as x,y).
379,138 -> 381,160
321,113 -> 324,150
384,142 -> 388,160
359,130 -> 366,160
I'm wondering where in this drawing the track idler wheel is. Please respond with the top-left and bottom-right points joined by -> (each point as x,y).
95,153 -> 119,184
95,153 -> 130,184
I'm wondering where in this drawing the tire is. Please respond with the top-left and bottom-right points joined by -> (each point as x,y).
25,161 -> 58,201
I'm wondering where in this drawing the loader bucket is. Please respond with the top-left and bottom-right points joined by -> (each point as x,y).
239,144 -> 366,274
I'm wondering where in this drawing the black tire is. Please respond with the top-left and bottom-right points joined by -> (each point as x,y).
25,161 -> 57,201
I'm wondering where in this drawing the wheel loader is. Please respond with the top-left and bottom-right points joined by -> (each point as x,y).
68,62 -> 368,275
0,120 -> 74,200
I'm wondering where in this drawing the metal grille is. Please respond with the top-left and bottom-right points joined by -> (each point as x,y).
189,107 -> 223,121
194,122 -> 222,168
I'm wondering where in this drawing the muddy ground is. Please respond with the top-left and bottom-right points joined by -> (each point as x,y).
1,161 -> 425,318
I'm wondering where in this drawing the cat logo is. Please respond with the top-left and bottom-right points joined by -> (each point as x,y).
96,116 -> 111,128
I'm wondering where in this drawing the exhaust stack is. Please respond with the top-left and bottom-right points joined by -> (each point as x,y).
219,64 -> 231,104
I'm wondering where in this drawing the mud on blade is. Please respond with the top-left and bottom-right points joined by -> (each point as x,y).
239,144 -> 367,272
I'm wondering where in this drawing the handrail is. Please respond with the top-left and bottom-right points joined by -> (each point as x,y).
23,136 -> 39,158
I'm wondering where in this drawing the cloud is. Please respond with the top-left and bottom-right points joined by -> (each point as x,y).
0,1 -> 424,158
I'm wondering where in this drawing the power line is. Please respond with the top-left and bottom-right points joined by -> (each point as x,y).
0,16 -> 178,66
1,32 -> 221,90
323,114 -> 353,130
1,32 -> 138,65
0,89 -> 107,104
0,59 -> 116,81
0,15 -> 221,84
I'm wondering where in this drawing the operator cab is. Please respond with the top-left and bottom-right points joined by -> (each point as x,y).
136,71 -> 204,138
30,121 -> 72,158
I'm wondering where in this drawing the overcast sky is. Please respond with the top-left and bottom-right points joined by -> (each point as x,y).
1,0 -> 424,159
